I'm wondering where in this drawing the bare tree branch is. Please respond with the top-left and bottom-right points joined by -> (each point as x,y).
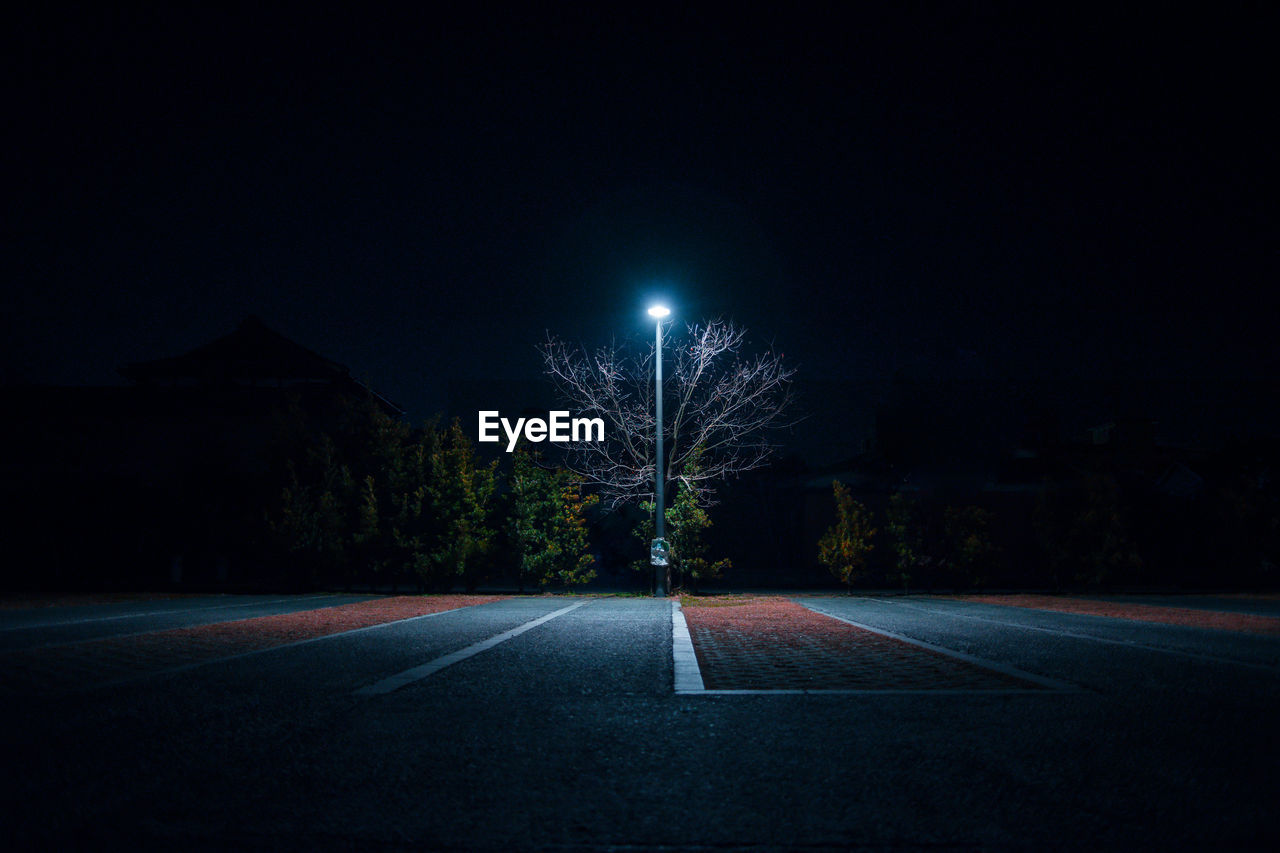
539,320 -> 796,509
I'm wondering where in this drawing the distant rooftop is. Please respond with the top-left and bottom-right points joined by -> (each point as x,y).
118,316 -> 403,414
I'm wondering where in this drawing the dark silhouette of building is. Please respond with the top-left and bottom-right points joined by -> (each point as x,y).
1,317 -> 401,591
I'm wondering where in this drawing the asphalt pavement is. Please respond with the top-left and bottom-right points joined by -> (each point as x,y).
2,593 -> 1277,850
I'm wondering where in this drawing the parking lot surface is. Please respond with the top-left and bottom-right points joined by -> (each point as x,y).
2,593 -> 1277,849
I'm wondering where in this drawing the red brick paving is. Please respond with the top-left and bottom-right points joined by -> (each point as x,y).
681,596 -> 1046,691
941,594 -> 1280,635
0,595 -> 505,694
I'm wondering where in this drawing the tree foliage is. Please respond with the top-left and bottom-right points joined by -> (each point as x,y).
664,478 -> 731,591
817,481 -> 876,593
943,504 -> 998,589
631,450 -> 732,592
886,492 -> 927,593
384,421 -> 440,587
275,433 -> 359,587
1209,461 -> 1280,584
426,419 -> 498,592
1035,473 -> 1141,590
270,404 -> 497,591
510,446 -> 599,588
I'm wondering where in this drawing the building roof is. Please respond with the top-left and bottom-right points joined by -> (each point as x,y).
118,316 -> 403,414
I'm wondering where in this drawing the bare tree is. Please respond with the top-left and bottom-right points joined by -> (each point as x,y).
539,319 -> 795,509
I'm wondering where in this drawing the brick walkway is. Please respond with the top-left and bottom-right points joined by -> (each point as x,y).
0,595 -> 502,695
682,596 -> 1048,691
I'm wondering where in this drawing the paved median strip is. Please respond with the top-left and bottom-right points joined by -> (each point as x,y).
354,601 -> 590,697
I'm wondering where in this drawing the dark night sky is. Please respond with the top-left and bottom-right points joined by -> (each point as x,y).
5,6 -> 1275,457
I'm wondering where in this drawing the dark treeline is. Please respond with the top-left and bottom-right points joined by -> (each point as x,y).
264,398 -> 737,594
789,437 -> 1280,594
0,388 -> 598,593
3,384 -> 1278,594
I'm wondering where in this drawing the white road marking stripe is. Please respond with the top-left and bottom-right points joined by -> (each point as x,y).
799,600 -> 1078,690
671,601 -> 705,693
860,597 -> 1280,674
354,601 -> 590,697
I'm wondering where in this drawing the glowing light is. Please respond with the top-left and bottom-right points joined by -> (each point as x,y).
647,305 -> 671,318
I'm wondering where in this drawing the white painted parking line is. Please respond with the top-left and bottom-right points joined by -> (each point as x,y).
866,597 -> 1280,674
801,600 -> 1078,690
354,601 -> 590,697
671,601 -> 704,694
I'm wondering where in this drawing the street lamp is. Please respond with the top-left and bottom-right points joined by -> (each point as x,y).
647,304 -> 671,596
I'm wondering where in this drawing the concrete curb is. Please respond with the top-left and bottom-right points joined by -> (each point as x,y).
671,600 -> 705,694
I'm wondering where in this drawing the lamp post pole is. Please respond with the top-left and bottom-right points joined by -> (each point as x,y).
654,314 -> 665,597
648,304 -> 671,596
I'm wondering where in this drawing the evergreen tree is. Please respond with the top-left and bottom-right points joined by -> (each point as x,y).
426,419 -> 497,592
270,398 -> 441,591
273,434 -> 358,588
352,474 -> 383,584
510,447 -> 599,589
943,504 -> 998,589
886,492 -> 924,593
818,481 -> 876,593
665,476 -> 731,592
387,421 -> 440,591
1035,474 -> 1140,589
270,404 -> 505,593
630,451 -> 731,592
